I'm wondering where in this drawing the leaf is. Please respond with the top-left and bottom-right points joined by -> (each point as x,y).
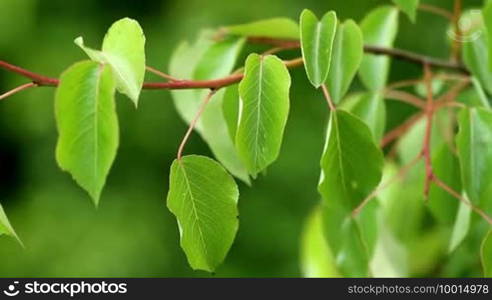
326,20 -> 363,103
317,110 -> 383,277
341,92 -> 386,142
481,230 -> 492,276
222,84 -> 240,140
166,155 -> 239,272
300,9 -> 337,88
462,25 -> 492,94
300,205 -> 339,277
359,6 -> 399,91
0,203 -> 22,245
318,110 -> 384,209
169,33 -> 250,183
225,18 -> 299,39
236,54 -> 291,177
471,77 -> 491,109
456,108 -> 492,211
75,18 -> 146,106
484,1 -> 492,72
428,144 -> 461,226
449,201 -> 471,253
55,61 -> 118,205
392,0 -> 419,22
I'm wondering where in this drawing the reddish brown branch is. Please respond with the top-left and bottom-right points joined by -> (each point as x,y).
381,112 -> 425,148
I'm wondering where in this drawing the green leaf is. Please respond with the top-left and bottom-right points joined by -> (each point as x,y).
471,77 -> 491,109
166,155 -> 239,272
326,20 -> 363,103
484,1 -> 492,72
481,230 -> 492,276
300,9 -> 337,88
75,18 -> 146,106
55,61 -> 118,205
169,32 -> 250,183
449,201 -> 471,253
319,110 -> 384,209
225,18 -> 299,40
359,6 -> 399,91
456,108 -> 492,211
462,25 -> 492,94
341,92 -> 386,142
300,205 -> 339,277
0,203 -> 22,245
318,110 -> 383,276
428,144 -> 461,226
236,54 -> 291,177
222,84 -> 240,140
392,0 -> 419,22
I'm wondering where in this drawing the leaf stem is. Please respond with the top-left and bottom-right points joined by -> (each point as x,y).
177,90 -> 216,160
381,112 -> 425,148
0,82 -> 37,101
145,66 -> 179,81
385,89 -> 426,109
422,63 -> 435,200
320,84 -> 336,111
418,4 -> 454,21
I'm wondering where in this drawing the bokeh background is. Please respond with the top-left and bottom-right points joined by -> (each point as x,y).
0,0 -> 485,277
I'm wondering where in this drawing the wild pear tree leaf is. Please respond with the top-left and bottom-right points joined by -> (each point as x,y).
341,92 -> 386,142
481,230 -> 492,276
392,0 -> 419,22
300,9 -> 337,88
236,54 -> 291,177
318,110 -> 384,209
456,108 -> 492,212
300,205 -> 339,277
484,1 -> 492,71
55,61 -> 118,205
0,203 -> 22,245
75,18 -> 146,106
359,6 -> 399,91
448,201 -> 471,253
317,110 -> 383,276
461,11 -> 492,94
169,33 -> 250,183
166,155 -> 239,272
428,144 -> 461,226
326,20 -> 363,103
222,84 -> 240,140
225,18 -> 300,39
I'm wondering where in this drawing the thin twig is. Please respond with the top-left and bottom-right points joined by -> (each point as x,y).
418,4 -> 454,21
0,82 -> 37,101
145,66 -> 179,81
432,176 -> 492,225
381,112 -> 425,148
352,155 -> 422,217
385,90 -> 426,109
320,84 -> 336,111
177,90 -> 216,160
422,63 -> 435,200
451,0 -> 463,62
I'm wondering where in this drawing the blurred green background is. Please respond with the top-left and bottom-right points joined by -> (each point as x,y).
0,0 -> 484,277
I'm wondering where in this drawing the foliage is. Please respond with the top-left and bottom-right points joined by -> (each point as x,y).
1,0 -> 492,277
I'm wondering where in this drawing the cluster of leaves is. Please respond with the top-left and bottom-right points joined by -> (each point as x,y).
1,0 -> 492,277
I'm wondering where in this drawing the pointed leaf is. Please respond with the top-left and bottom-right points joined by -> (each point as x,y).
481,230 -> 492,276
169,33 -> 250,183
225,18 -> 299,39
300,9 -> 337,87
341,92 -> 386,142
75,18 -> 146,106
319,110 -> 384,209
449,201 -> 471,253
0,203 -> 21,245
326,20 -> 363,103
392,0 -> 419,22
167,155 -> 239,272
456,108 -> 492,211
300,205 -> 339,277
55,61 -> 118,205
359,6 -> 399,91
236,54 -> 291,177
